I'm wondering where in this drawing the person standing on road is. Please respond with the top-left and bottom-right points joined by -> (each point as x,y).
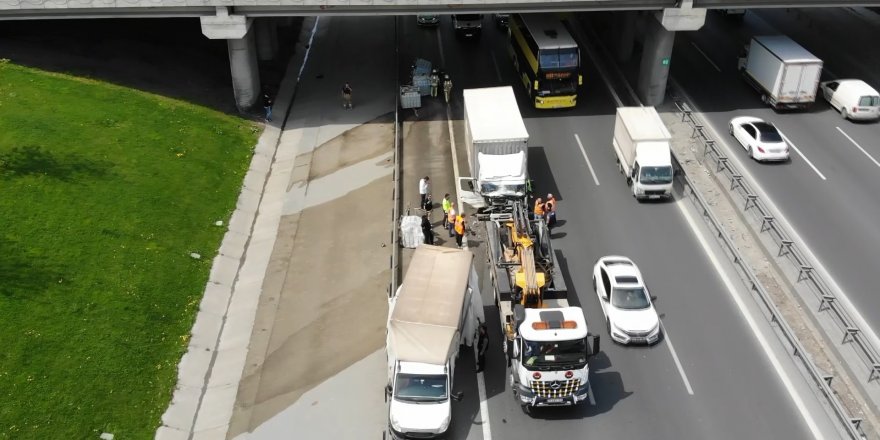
262,92 -> 273,122
342,82 -> 353,109
443,74 -> 453,103
419,176 -> 430,209
545,193 -> 557,229
421,214 -> 434,245
447,208 -> 457,237
475,324 -> 489,372
454,213 -> 466,248
441,193 -> 453,228
533,197 -> 545,221
430,69 -> 440,98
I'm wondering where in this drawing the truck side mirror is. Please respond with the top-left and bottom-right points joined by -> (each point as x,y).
512,340 -> 520,358
674,168 -> 682,177
452,391 -> 464,401
385,384 -> 392,402
590,334 -> 601,357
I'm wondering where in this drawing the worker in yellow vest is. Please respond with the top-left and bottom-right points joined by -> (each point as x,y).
454,213 -> 467,248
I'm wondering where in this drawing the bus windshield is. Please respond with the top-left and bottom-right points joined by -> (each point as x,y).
538,48 -> 579,69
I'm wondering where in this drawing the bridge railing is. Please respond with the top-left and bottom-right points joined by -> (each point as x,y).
673,99 -> 872,439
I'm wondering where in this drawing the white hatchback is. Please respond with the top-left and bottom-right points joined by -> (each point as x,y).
592,256 -> 661,345
729,116 -> 790,162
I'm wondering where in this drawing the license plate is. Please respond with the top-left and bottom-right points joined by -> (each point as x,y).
547,398 -> 564,404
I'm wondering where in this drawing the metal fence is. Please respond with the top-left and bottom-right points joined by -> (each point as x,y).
673,100 -> 870,439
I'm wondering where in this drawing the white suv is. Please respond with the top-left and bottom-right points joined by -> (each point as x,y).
592,256 -> 661,345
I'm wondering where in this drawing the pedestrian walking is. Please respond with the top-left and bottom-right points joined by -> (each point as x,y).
341,82 -> 353,109
419,176 -> 430,209
454,213 -> 466,248
443,74 -> 453,103
421,214 -> 434,245
262,92 -> 273,122
475,324 -> 489,372
430,69 -> 440,98
423,192 -> 433,212
441,193 -> 453,228
447,208 -> 457,237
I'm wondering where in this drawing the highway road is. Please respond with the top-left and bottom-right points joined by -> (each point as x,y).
398,14 -> 846,440
667,8 -> 880,350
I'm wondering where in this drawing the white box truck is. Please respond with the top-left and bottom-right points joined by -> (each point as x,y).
612,107 -> 674,201
458,86 -> 530,216
385,245 -> 484,440
737,35 -> 823,110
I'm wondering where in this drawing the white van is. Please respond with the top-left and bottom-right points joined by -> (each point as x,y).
820,79 -> 880,121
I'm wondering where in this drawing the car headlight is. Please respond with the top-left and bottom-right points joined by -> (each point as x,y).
389,414 -> 402,432
438,414 -> 451,433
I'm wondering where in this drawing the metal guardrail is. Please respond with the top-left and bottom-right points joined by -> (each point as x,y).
673,100 -> 869,439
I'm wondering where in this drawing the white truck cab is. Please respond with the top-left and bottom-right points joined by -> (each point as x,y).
387,361 -> 461,439
509,307 -> 597,408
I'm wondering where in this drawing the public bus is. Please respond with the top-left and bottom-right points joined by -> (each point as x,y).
507,14 -> 582,109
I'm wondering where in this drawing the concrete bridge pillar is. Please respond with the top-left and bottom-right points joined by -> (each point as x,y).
637,16 -> 674,106
201,7 -> 261,112
615,11 -> 636,63
636,2 -> 706,106
255,18 -> 279,62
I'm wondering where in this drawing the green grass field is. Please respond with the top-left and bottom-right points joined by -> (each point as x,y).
0,60 -> 259,439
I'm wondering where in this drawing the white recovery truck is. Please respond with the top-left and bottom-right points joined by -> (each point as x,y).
486,201 -> 600,410
738,35 -> 823,110
386,245 -> 484,439
458,86 -> 530,219
612,107 -> 674,201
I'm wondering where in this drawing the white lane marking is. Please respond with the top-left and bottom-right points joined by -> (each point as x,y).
671,77 -> 880,375
778,132 -> 827,180
660,323 -> 694,395
836,126 -> 880,168
476,371 -> 492,440
574,134 -> 600,186
676,199 -> 824,440
690,42 -> 722,73
491,52 -> 502,82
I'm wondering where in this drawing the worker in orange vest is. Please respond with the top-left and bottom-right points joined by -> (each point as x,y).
454,213 -> 466,248
545,193 -> 558,229
446,208 -> 457,237
533,197 -> 545,220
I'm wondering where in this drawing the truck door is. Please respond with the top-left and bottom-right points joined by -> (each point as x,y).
780,64 -> 805,103
458,177 -> 487,208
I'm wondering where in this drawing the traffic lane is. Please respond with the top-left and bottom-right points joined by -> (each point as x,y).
685,85 -> 880,337
526,110 -> 827,439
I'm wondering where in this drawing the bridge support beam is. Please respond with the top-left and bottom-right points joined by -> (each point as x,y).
255,18 -> 279,62
637,15 -> 674,106
201,7 -> 261,112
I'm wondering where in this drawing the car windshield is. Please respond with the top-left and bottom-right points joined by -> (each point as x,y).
523,338 -> 587,368
394,373 -> 447,402
480,182 -> 526,196
639,166 -> 673,184
754,123 -> 783,143
538,48 -> 579,69
611,287 -> 651,310
859,96 -> 880,107
456,14 -> 481,21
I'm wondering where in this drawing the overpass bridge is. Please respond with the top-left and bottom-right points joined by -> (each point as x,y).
2,0 -> 876,109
